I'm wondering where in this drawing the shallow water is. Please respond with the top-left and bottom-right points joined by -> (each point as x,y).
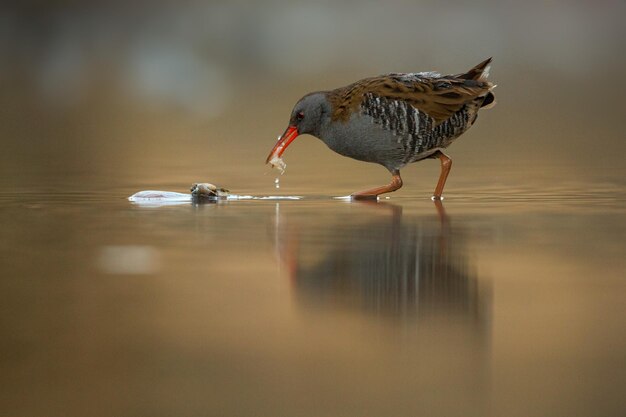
1,170 -> 625,417
2,5 -> 626,410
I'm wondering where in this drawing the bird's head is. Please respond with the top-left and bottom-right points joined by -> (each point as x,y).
266,92 -> 330,164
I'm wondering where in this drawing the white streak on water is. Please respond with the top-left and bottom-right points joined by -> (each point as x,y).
128,190 -> 302,206
128,190 -> 191,202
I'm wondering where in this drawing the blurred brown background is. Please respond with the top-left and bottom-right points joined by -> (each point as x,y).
1,0 -> 625,195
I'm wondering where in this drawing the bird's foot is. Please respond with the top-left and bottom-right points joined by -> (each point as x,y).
350,173 -> 402,201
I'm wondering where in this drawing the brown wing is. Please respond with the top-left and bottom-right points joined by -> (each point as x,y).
329,70 -> 494,126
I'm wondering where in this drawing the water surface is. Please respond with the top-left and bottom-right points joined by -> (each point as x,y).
1,172 -> 624,417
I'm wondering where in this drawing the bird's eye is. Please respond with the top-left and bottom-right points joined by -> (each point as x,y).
296,111 -> 304,121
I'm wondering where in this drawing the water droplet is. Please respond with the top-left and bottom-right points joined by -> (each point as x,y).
274,178 -> 280,189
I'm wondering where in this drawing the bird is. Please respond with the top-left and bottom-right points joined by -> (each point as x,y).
265,58 -> 496,200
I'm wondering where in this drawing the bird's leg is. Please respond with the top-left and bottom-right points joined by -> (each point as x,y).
351,170 -> 403,200
432,151 -> 452,200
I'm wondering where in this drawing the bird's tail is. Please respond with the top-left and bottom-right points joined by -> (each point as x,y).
458,57 -> 492,81
456,57 -> 496,109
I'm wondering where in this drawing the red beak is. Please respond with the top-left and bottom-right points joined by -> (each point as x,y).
266,125 -> 299,164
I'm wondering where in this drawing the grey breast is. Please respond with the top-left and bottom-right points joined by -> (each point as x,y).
320,109 -> 407,169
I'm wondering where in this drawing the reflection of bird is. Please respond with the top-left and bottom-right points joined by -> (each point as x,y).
274,201 -> 486,320
266,59 -> 495,199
